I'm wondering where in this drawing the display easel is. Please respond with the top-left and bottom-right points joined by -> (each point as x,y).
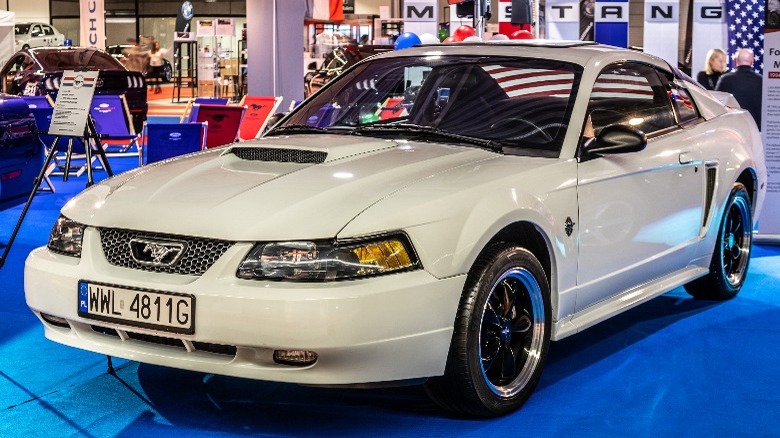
0,116 -> 113,269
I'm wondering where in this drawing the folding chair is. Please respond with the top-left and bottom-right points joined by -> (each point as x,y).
141,122 -> 207,165
236,95 -> 282,140
89,95 -> 140,155
194,104 -> 246,149
29,106 -> 102,180
22,95 -> 55,109
180,97 -> 230,122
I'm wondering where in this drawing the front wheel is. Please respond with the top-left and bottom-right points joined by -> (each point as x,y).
684,182 -> 752,300
425,244 -> 551,417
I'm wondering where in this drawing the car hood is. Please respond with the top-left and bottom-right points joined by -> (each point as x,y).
63,134 -> 501,241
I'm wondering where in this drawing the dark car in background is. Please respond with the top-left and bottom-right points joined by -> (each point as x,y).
0,47 -> 147,131
0,94 -> 42,209
107,44 -> 173,82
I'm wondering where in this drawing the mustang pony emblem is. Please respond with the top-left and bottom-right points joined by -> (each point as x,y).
128,238 -> 187,267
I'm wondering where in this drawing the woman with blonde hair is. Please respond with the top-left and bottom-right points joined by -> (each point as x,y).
696,48 -> 727,90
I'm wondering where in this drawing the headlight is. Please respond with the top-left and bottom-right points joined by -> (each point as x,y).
47,215 -> 85,257
236,234 -> 419,281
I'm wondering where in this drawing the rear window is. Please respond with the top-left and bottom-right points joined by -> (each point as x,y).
35,49 -> 124,71
15,24 -> 30,35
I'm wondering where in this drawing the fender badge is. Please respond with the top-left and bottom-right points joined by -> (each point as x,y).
565,217 -> 575,237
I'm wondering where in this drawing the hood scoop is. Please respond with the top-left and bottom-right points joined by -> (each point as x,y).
228,146 -> 327,164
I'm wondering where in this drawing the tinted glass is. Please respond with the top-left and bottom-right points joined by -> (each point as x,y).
283,56 -> 583,153
15,24 -> 31,35
34,49 -> 124,70
586,63 -> 676,136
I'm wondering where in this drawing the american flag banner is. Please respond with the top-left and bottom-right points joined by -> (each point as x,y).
482,66 -> 575,98
725,0 -> 765,72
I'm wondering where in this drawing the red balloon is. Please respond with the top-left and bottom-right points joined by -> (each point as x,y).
452,25 -> 475,40
510,30 -> 534,40
442,36 -> 462,43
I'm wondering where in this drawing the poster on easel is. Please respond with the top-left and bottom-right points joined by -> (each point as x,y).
49,70 -> 99,137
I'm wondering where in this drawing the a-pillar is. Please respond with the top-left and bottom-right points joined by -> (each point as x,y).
246,0 -> 304,110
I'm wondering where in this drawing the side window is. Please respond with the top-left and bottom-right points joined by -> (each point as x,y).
585,63 -> 676,138
31,25 -> 42,37
43,26 -> 54,36
669,84 -> 700,123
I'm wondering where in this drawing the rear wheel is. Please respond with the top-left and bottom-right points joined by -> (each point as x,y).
684,183 -> 752,299
425,244 -> 550,417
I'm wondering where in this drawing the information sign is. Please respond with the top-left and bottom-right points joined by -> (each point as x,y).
49,70 -> 99,137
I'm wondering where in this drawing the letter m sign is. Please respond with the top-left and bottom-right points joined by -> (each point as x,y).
406,1 -> 436,22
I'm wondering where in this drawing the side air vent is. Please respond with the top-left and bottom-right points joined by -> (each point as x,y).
229,147 -> 327,164
703,166 -> 717,227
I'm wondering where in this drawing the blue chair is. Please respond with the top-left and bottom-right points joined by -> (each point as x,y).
195,97 -> 229,105
89,95 -> 139,154
21,95 -> 54,109
141,122 -> 207,165
28,106 -> 97,180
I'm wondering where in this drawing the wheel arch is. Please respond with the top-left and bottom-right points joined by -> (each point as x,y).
736,167 -> 757,213
481,221 -> 553,287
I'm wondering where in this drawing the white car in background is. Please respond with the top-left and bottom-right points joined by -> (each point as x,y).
25,41 -> 766,417
14,23 -> 64,51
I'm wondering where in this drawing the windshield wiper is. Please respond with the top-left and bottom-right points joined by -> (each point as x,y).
353,123 -> 502,151
267,124 -> 328,136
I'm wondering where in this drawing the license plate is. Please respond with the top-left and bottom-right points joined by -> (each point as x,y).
78,281 -> 195,334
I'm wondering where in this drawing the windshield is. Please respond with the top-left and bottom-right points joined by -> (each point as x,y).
35,49 -> 124,71
15,24 -> 31,35
280,55 -> 583,153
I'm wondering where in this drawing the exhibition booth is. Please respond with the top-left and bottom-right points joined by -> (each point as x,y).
0,0 -> 778,436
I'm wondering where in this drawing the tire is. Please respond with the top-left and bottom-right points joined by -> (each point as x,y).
425,244 -> 551,417
684,183 -> 752,300
162,61 -> 172,82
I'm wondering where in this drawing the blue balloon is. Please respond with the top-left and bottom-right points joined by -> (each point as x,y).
394,32 -> 422,50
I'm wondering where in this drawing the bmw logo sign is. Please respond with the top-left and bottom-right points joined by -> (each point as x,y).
182,2 -> 194,20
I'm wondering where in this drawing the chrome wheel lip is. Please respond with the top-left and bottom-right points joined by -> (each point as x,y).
722,194 -> 751,287
478,267 -> 545,398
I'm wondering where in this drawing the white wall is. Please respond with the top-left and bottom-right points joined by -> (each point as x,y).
5,0 -> 49,24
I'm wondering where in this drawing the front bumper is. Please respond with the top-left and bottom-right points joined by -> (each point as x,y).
24,228 -> 465,385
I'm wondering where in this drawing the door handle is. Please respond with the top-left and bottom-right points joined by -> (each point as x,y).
679,152 -> 693,164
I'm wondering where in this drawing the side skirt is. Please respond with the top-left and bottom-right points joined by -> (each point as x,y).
552,266 -> 710,341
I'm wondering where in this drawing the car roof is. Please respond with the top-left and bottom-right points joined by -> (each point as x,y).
376,41 -> 672,73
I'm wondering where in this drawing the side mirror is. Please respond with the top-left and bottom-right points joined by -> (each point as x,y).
585,124 -> 647,156
307,62 -> 318,71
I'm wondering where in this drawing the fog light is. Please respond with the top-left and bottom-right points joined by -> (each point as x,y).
273,349 -> 318,366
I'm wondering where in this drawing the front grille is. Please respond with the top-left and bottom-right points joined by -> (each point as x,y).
230,146 -> 327,164
99,228 -> 233,276
127,331 -> 186,349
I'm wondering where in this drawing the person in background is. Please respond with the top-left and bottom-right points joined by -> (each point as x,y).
716,48 -> 763,128
696,48 -> 727,90
148,41 -> 168,94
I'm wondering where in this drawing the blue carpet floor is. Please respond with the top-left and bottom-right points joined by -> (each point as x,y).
1,155 -> 779,437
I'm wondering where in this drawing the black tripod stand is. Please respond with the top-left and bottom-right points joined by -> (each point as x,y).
0,115 -> 113,269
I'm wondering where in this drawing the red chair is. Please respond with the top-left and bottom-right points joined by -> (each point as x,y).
194,104 -> 246,149
236,95 -> 282,140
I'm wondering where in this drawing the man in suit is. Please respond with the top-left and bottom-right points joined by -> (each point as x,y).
715,48 -> 763,128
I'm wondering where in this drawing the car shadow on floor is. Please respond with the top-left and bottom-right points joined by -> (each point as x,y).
120,289 -> 725,434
